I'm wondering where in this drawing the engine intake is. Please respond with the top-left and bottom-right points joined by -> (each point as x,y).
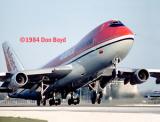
133,69 -> 150,84
16,73 -> 28,85
9,72 -> 28,89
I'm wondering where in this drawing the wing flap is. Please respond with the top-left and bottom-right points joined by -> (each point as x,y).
147,69 -> 160,77
0,72 -> 11,81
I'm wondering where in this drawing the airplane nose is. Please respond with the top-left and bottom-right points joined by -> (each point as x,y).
94,20 -> 134,45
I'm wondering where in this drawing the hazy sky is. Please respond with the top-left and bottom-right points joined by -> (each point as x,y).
0,0 -> 160,91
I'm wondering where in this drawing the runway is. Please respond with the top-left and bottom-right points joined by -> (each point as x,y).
1,107 -> 160,122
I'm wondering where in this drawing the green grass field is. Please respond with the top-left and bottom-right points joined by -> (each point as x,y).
0,117 -> 47,122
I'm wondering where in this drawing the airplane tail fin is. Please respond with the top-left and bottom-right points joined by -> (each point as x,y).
2,42 -> 24,72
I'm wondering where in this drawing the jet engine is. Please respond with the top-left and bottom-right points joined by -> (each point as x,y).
131,69 -> 150,84
9,72 -> 28,89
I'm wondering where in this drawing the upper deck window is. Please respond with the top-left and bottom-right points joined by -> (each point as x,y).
109,21 -> 124,27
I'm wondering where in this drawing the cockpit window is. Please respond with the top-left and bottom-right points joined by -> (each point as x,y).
109,21 -> 124,27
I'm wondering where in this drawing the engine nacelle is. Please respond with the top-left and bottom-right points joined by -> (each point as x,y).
9,72 -> 28,89
132,69 -> 150,84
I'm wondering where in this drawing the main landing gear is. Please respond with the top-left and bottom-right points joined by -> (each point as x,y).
36,99 -> 41,106
90,90 -> 103,104
49,98 -> 61,106
36,98 -> 47,106
49,93 -> 61,106
68,92 -> 80,105
88,82 -> 103,104
36,76 -> 49,106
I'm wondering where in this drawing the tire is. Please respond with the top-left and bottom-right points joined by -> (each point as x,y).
97,92 -> 103,104
91,91 -> 97,104
97,98 -> 101,104
37,100 -> 41,106
91,99 -> 96,104
43,100 -> 46,106
49,99 -> 53,106
57,99 -> 61,105
76,97 -> 80,104
68,99 -> 72,105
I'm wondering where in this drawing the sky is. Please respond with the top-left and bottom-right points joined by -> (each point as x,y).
0,0 -> 160,91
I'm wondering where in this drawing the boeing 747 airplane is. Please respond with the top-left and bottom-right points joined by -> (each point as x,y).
0,20 -> 160,106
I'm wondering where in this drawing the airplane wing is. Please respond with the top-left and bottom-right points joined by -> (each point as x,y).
117,67 -> 160,78
147,69 -> 160,81
0,64 -> 72,91
0,72 -> 10,81
89,67 -> 160,87
105,67 -> 160,85
23,64 -> 72,80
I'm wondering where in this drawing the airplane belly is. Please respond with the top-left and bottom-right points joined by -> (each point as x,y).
52,63 -> 86,90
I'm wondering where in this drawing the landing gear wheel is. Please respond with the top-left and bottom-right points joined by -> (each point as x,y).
76,97 -> 80,104
97,98 -> 101,104
49,98 -> 61,106
97,93 -> 103,104
68,99 -> 72,105
58,99 -> 61,105
55,99 -> 61,106
68,97 -> 80,105
73,97 -> 80,105
91,91 -> 97,104
37,100 -> 41,106
42,99 -> 46,106
49,99 -> 52,106
49,99 -> 55,106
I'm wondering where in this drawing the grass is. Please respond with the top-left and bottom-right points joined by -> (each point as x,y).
0,117 -> 47,122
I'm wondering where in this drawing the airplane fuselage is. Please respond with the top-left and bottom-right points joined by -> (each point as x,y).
43,20 -> 134,93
